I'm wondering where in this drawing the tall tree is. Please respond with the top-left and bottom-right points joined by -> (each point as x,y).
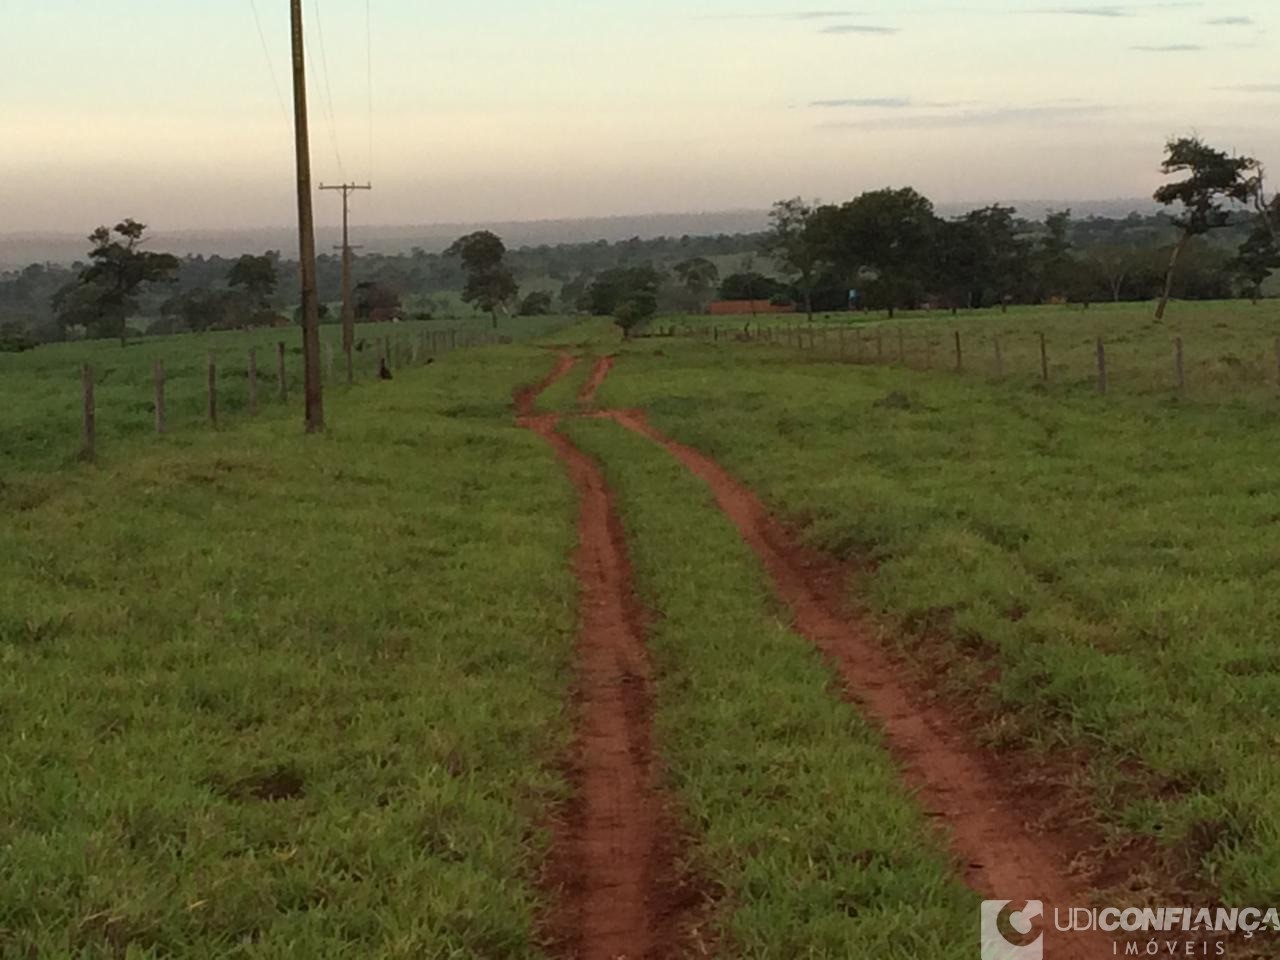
1037,209 -> 1075,301
672,257 -> 720,312
1231,224 -> 1280,304
962,205 -> 1028,310
446,231 -> 519,326
227,254 -> 279,309
840,188 -> 937,318
764,198 -> 824,321
52,220 -> 178,345
1153,137 -> 1259,319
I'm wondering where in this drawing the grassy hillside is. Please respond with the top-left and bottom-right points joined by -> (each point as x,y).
0,346 -> 579,957
0,315 -> 575,475
657,300 -> 1280,403
598,316 -> 1280,904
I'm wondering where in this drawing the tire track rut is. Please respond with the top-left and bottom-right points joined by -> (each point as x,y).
602,399 -> 1115,960
517,355 -> 694,960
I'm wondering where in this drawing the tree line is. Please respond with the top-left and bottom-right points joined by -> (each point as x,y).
2,136 -> 1275,350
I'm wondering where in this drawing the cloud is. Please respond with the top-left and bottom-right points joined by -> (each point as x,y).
791,10 -> 862,18
818,103 -> 1108,130
695,9 -> 863,20
1204,16 -> 1253,26
1217,83 -> 1280,93
809,97 -> 970,108
819,24 -> 900,34
1038,5 -> 1132,16
1028,2 -> 1203,16
1130,43 -> 1204,51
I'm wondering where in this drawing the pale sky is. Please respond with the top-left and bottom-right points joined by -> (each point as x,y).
2,0 -> 1277,233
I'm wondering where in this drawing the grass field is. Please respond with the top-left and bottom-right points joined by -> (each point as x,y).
651,300 -> 1280,403
0,346 -> 580,957
596,313 -> 1280,906
0,314 -> 576,476
6,299 -> 1280,954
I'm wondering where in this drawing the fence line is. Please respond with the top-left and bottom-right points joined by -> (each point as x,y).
75,328 -> 501,463
672,320 -> 1280,400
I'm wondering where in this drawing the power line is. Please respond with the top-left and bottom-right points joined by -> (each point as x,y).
247,0 -> 289,123
366,0 -> 375,184
309,0 -> 346,179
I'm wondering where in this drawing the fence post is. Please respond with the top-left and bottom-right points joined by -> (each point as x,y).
248,348 -> 259,415
994,336 -> 1004,379
1174,336 -> 1186,397
954,331 -> 963,374
897,327 -> 905,365
207,352 -> 218,427
1096,337 -> 1108,394
154,360 -> 166,434
450,330 -> 457,351
277,341 -> 287,402
1040,332 -> 1049,383
80,364 -> 95,462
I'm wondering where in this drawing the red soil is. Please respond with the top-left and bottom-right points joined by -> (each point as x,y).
608,407 -> 1116,960
517,357 -> 696,960
578,356 -> 616,408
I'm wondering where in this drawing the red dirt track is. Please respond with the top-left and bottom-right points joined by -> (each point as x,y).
518,356 -> 693,960
578,356 -> 616,407
606,408 -> 1115,960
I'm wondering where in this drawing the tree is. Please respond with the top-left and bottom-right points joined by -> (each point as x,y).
1037,209 -> 1076,301
519,290 -> 554,316
719,272 -> 783,302
1230,224 -> 1280,304
933,218 -> 981,314
672,257 -> 720,313
0,321 -> 36,353
584,266 -> 661,336
445,231 -> 519,326
159,288 -> 247,333
764,198 -> 824,321
1153,137 -> 1259,319
354,282 -> 402,322
52,220 -> 178,345
227,254 -> 278,309
839,188 -> 937,318
962,205 -> 1028,311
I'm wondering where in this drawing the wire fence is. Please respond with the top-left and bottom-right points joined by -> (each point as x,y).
667,320 -> 1280,403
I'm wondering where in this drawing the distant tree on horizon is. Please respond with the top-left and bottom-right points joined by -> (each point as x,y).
1153,137 -> 1259,319
764,198 -> 825,321
52,220 -> 178,345
227,254 -> 278,309
672,257 -> 720,313
446,231 -> 519,327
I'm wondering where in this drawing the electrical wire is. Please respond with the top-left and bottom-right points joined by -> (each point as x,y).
247,0 -> 290,124
309,0 -> 346,179
366,0 -> 375,184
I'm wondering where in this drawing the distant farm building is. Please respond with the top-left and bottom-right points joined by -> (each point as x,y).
707,300 -> 796,316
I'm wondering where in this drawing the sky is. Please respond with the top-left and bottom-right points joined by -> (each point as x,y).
2,0 -> 1277,234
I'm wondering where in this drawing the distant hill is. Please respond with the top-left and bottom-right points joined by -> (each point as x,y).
0,200 -> 1159,269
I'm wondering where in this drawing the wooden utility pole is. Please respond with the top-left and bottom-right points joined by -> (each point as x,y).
320,182 -> 372,384
290,0 -> 325,433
